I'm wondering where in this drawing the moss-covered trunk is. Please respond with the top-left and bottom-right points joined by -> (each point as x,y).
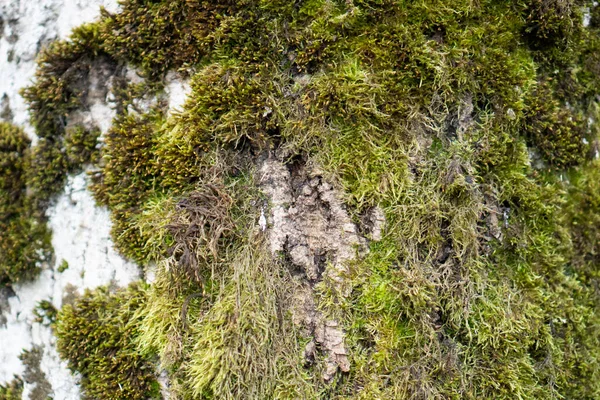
3,0 -> 600,398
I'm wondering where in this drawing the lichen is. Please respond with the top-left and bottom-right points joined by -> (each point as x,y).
19,346 -> 52,400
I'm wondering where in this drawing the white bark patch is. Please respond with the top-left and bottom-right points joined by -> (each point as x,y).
583,8 -> 592,28
164,71 -> 191,116
260,159 -> 365,291
260,158 -> 366,381
48,172 -> 141,308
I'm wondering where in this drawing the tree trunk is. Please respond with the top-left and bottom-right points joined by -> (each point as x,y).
2,0 -> 600,399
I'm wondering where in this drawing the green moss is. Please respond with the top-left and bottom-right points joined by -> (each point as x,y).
89,103 -> 255,262
522,0 -> 582,48
20,0 -> 600,397
89,111 -> 164,262
173,61 -> 278,152
17,22 -> 116,219
64,125 -> 101,168
33,300 -> 58,325
99,0 -> 206,77
54,283 -> 159,400
0,377 -> 23,400
0,23 -> 120,286
0,122 -> 51,285
57,259 -> 69,273
185,241 -> 315,400
134,200 -> 315,399
25,138 -> 69,210
524,80 -> 591,168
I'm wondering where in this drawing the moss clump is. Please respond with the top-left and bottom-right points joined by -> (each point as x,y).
54,284 -> 159,400
89,105 -> 251,262
133,185 -> 315,399
522,0 -> 581,50
21,23 -> 105,140
33,300 -> 58,325
0,377 -> 23,400
0,24 -> 111,286
99,0 -> 205,77
89,111 -> 164,262
25,138 -> 69,211
184,241 -> 315,399
19,23 -> 113,214
0,22 -> 113,286
0,122 -> 51,285
524,81 -> 591,168
56,259 -> 69,273
169,61 -> 278,154
64,125 -> 101,169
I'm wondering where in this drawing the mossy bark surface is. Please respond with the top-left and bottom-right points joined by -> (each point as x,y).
3,0 -> 600,398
